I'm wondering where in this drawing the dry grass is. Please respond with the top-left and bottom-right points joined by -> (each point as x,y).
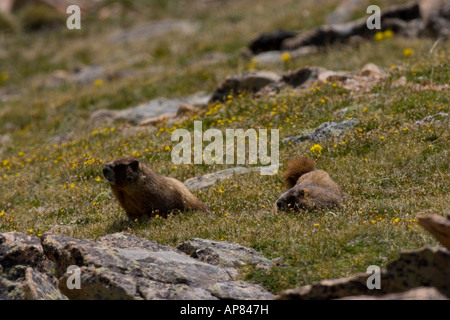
0,0 -> 449,293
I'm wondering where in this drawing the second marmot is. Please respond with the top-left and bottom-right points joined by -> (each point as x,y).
103,158 -> 209,219
276,156 -> 344,212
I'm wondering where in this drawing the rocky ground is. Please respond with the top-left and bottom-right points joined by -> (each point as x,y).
1,214 -> 449,299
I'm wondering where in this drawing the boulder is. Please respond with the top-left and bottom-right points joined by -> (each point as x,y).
209,71 -> 281,103
255,66 -> 327,97
0,0 -> 14,13
110,19 -> 200,44
276,246 -> 450,299
0,232 -> 66,300
341,287 -> 448,300
177,238 -> 273,268
280,2 -> 421,51
420,0 -> 450,37
282,66 -> 328,88
39,232 -> 273,300
90,92 -> 210,126
418,214 -> 450,250
184,166 -> 261,191
282,118 -> 360,144
415,112 -> 448,127
71,65 -> 105,85
138,112 -> 177,126
360,63 -> 384,77
326,0 -> 365,25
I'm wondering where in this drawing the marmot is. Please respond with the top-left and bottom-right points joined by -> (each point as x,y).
103,158 -> 210,219
276,156 -> 344,211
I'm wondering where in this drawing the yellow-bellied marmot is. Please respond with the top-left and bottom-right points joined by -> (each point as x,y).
276,156 -> 344,211
103,158 -> 209,219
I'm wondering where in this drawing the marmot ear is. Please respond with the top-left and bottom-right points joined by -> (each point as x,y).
130,160 -> 139,171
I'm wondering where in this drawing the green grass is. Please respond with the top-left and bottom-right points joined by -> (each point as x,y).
0,0 -> 449,294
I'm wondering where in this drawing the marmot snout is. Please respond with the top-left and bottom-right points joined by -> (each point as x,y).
276,156 -> 344,212
103,158 -> 209,219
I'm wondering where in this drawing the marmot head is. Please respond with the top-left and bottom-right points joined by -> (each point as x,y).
276,186 -> 310,211
102,158 -> 140,188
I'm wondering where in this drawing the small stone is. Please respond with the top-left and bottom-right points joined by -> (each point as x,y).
282,118 -> 360,144
177,103 -> 200,116
361,63 -> 384,77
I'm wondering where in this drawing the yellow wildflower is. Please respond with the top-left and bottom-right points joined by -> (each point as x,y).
94,79 -> 104,86
403,48 -> 413,58
281,52 -> 291,63
310,144 -> 323,154
374,31 -> 384,41
383,30 -> 394,39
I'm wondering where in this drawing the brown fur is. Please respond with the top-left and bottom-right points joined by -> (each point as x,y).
103,158 -> 209,219
282,156 -> 316,189
276,156 -> 344,212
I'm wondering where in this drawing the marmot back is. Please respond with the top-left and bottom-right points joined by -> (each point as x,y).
103,158 -> 209,219
276,156 -> 343,211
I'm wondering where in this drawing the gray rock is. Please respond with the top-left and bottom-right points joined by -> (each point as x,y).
281,2 -> 421,51
282,118 -> 360,144
137,112 -> 177,126
97,232 -> 179,252
208,281 -> 274,300
0,232 -> 48,271
415,112 -> 448,127
177,238 -> 273,268
0,134 -> 12,145
418,214 -> 450,250
39,232 -> 273,300
22,267 -> 68,300
276,246 -> 450,300
87,109 -> 118,128
326,0 -> 366,25
137,278 -> 217,300
184,167 -> 261,191
115,92 -> 211,124
254,66 -> 329,97
71,65 -> 105,85
110,19 -> 200,43
1,231 -> 273,300
281,66 -> 328,89
0,0 -> 13,13
209,71 -> 281,103
420,0 -> 450,38
341,287 -> 448,300
0,232 -> 65,300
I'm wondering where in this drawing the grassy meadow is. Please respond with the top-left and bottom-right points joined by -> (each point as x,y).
0,0 -> 448,293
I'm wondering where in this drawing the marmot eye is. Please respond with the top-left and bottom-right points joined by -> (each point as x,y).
287,194 -> 297,202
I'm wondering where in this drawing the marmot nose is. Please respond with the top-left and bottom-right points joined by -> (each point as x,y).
276,200 -> 282,208
103,165 -> 113,180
